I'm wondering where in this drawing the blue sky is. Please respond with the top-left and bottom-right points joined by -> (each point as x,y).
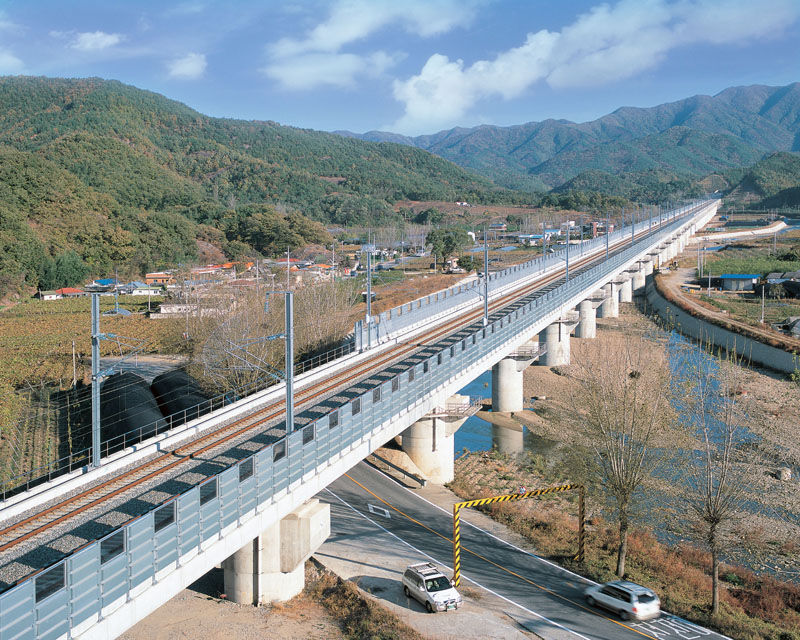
1,0 -> 799,136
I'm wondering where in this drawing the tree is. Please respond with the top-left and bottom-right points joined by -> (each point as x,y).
570,332 -> 673,577
53,250 -> 90,288
426,228 -> 469,269
674,348 -> 759,616
457,255 -> 477,272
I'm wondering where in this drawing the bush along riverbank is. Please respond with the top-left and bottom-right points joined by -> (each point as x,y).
449,450 -> 800,640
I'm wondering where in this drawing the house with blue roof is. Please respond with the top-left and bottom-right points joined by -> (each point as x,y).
719,274 -> 759,291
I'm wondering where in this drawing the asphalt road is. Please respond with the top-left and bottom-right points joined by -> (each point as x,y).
320,462 -> 729,640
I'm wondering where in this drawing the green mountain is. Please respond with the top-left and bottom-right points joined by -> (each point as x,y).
339,82 -> 800,190
723,152 -> 800,207
0,76 -> 513,297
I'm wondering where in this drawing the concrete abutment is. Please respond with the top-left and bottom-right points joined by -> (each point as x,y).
222,499 -> 330,605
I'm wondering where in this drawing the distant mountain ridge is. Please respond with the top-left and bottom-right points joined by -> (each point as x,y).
336,82 -> 800,190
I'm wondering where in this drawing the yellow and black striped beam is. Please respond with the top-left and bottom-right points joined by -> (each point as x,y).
452,483 -> 585,586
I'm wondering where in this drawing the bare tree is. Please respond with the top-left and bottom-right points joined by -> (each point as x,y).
674,347 -> 759,616
571,332 -> 673,577
192,278 -> 359,393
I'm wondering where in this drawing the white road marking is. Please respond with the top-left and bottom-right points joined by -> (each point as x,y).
368,503 -> 391,518
324,486 -> 594,640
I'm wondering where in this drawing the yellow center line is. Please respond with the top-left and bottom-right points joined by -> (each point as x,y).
344,472 -> 656,640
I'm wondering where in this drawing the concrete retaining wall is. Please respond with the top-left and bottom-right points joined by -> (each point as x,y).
644,280 -> 797,374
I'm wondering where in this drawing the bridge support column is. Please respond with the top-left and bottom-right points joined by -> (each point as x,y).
223,499 -> 330,605
644,256 -> 655,275
402,394 -> 470,484
632,265 -> 646,293
619,276 -> 633,303
540,313 -> 579,366
492,358 -> 525,412
575,299 -> 596,338
597,283 -> 618,318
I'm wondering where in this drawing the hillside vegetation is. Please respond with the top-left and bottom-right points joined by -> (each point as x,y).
0,76 -> 516,297
343,82 -> 800,194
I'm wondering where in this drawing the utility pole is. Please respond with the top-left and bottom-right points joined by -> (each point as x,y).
286,246 -> 290,290
91,294 -> 101,468
72,340 -> 77,388
565,222 -> 569,283
761,284 -> 765,324
605,211 -> 609,260
483,225 -> 489,326
284,292 -> 294,432
264,291 -> 295,432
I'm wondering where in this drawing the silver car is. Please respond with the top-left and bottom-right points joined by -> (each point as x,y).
584,580 -> 661,621
402,562 -> 463,613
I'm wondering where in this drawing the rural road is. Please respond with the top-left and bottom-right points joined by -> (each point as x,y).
317,462 -> 729,640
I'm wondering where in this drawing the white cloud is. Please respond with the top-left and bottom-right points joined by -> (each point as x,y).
264,0 -> 482,90
168,52 -> 207,79
71,31 -> 124,52
0,48 -> 24,74
266,51 -> 402,90
390,0 -> 800,134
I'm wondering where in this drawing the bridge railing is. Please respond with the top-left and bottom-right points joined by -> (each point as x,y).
0,200 -> 716,639
355,201 -> 707,348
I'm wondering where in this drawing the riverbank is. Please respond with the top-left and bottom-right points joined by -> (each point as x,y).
453,299 -> 800,637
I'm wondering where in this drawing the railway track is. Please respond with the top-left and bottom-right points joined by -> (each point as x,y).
0,214 -> 690,571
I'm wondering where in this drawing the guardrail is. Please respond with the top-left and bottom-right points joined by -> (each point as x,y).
0,200 -> 716,639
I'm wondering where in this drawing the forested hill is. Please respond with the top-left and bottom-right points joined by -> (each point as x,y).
339,82 -> 800,192
0,76 -> 512,298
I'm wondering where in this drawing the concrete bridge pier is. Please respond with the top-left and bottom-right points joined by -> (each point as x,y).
401,394 -> 472,483
597,283 -> 618,318
648,250 -> 661,271
575,299 -> 597,338
618,275 -> 633,303
491,344 -> 542,411
539,312 -> 579,366
223,499 -> 330,605
632,263 -> 647,293
644,255 -> 656,275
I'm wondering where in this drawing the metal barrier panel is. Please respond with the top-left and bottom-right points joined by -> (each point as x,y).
272,446 -> 289,495
218,467 -> 239,529
312,420 -> 328,466
127,514 -> 155,590
301,425 -> 317,476
199,489 -> 221,542
154,516 -> 178,573
100,536 -> 128,611
238,462 -> 257,519
287,430 -> 304,484
178,489 -> 201,557
68,545 -> 100,631
35,572 -> 69,640
0,581 -> 35,639
255,447 -> 274,506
